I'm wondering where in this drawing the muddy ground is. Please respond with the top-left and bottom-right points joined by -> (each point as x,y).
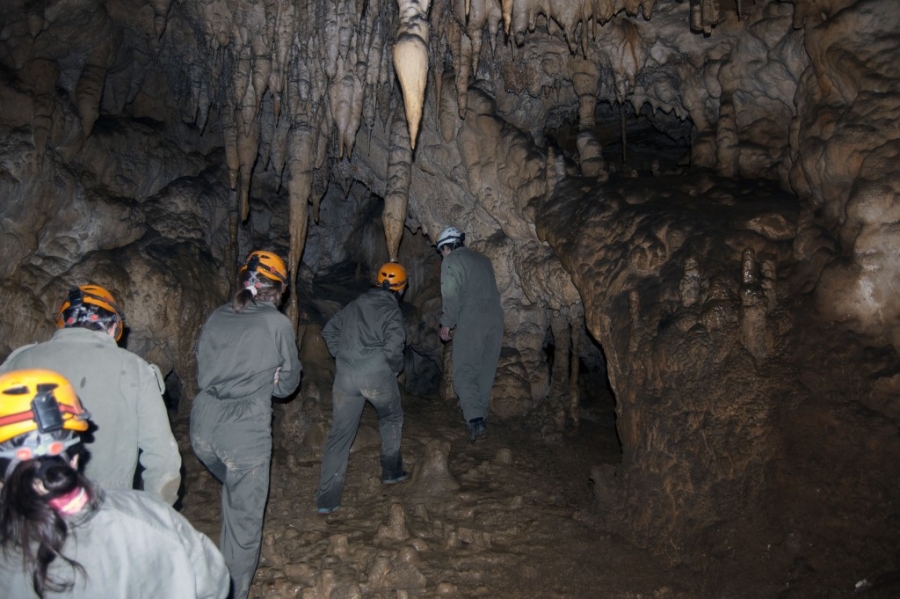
173,382 -> 895,599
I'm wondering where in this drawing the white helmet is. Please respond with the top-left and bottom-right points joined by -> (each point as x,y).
436,226 -> 464,249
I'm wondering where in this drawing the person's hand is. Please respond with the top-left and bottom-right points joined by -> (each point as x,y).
274,367 -> 281,385
440,326 -> 453,342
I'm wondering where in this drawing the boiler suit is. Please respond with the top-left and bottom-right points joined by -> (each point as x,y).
1,488 -> 230,599
440,246 -> 504,423
316,287 -> 406,512
190,300 -> 301,599
0,327 -> 181,504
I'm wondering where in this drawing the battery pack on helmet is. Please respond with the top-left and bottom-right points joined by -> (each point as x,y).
32,385 -> 65,433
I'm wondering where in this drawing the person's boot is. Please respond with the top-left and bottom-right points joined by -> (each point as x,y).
382,471 -> 409,485
467,417 -> 488,444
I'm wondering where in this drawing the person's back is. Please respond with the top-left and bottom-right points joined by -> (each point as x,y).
0,368 -> 229,599
0,285 -> 180,504
435,227 -> 504,443
316,262 -> 409,514
2,490 -> 230,599
440,246 -> 502,326
323,287 -> 406,376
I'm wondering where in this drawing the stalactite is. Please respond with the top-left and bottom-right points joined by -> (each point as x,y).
573,59 -> 605,178
377,32 -> 395,127
384,104 -> 413,261
236,110 -> 261,222
454,23 -> 472,118
690,0 -> 719,34
438,72 -> 459,142
27,58 -> 58,163
223,109 -> 240,190
285,120 -> 316,331
271,109 -> 291,185
328,59 -> 365,158
393,0 -> 431,149
269,0 -> 297,121
715,97 -> 739,177
150,0 -> 172,38
501,0 -> 512,35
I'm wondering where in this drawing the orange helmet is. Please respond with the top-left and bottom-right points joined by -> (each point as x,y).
377,262 -> 407,292
241,250 -> 288,285
56,284 -> 124,341
0,369 -> 91,461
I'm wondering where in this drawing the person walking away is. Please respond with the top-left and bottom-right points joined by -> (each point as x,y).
0,368 -> 230,599
316,262 -> 409,515
190,250 -> 302,599
0,284 -> 181,504
435,227 -> 504,443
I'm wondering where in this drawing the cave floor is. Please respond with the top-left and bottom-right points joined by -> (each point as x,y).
173,391 -> 745,599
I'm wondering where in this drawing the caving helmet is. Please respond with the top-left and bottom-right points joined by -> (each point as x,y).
377,262 -> 408,293
240,250 -> 288,286
56,284 -> 124,341
0,369 -> 91,478
435,226 -> 464,250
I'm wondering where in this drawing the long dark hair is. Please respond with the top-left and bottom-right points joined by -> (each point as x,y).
233,269 -> 285,313
0,444 -> 96,599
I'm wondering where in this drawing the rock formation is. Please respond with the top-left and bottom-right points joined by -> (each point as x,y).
1,0 -> 898,584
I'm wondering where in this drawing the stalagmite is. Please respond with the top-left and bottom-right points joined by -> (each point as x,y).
568,313 -> 583,428
393,0 -> 431,149
740,248 -> 769,359
384,105 -> 413,261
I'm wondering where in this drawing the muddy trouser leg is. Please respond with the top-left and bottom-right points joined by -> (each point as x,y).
316,369 -> 366,511
190,394 -> 228,483
361,369 -> 404,480
199,396 -> 272,599
475,317 -> 503,419
451,323 -> 482,423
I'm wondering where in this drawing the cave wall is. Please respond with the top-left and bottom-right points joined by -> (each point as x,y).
1,0 -> 899,571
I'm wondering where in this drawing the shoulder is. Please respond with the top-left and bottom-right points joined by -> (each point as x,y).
94,489 -> 178,531
1,341 -> 39,365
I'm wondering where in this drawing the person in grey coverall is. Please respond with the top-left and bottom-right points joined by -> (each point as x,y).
436,227 -> 504,443
0,368 -> 229,599
315,262 -> 409,514
0,284 -> 181,505
190,250 -> 301,599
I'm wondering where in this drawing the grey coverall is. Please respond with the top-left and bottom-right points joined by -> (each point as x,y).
1,488 -> 230,599
316,287 -> 406,512
440,246 -> 504,422
190,300 -> 301,599
0,327 -> 182,504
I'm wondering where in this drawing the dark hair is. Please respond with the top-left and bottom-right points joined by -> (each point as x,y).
0,443 -> 95,599
232,269 -> 285,313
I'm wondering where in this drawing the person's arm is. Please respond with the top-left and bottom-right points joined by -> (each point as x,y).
272,318 -> 302,398
137,363 -> 182,505
321,309 -> 343,357
169,506 -> 231,599
440,257 -> 462,329
383,305 -> 406,375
